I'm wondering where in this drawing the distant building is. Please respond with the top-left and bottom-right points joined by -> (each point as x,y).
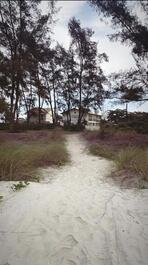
62,108 -> 100,130
28,108 -> 53,123
18,118 -> 26,124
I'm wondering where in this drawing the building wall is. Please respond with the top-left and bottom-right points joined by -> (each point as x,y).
63,110 -> 100,130
29,116 -> 40,123
29,109 -> 53,123
45,111 -> 53,123
85,121 -> 100,131
63,109 -> 87,125
29,115 -> 46,123
86,113 -> 100,130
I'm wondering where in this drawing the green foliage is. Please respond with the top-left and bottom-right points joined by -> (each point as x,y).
108,121 -> 148,134
0,195 -> 3,201
0,142 -> 69,181
119,85 -> 145,102
89,0 -> 148,57
64,123 -> 85,131
68,17 -> 106,123
0,123 -> 55,131
107,110 -> 148,134
124,121 -> 148,134
0,99 -> 10,122
0,99 -> 9,113
11,181 -> 30,191
89,1 -> 148,103
107,109 -> 127,123
0,0 -> 56,124
35,176 -> 40,183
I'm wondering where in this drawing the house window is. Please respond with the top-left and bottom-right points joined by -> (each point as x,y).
40,115 -> 44,121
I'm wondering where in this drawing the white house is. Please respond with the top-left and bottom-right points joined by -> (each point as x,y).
28,108 -> 53,123
85,112 -> 100,131
62,108 -> 100,130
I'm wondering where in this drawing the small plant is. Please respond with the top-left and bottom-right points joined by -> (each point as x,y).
0,195 -> 3,201
11,181 -> 30,191
0,131 -> 69,181
35,175 -> 40,183
89,144 -> 115,160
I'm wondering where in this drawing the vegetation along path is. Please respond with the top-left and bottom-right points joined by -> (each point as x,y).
0,134 -> 148,265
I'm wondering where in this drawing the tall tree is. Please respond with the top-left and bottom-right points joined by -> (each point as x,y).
57,45 -> 78,124
89,0 -> 148,58
89,0 -> 148,103
68,17 -> 107,125
0,0 -> 55,126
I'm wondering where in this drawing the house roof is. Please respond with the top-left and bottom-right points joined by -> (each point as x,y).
62,108 -> 89,114
28,108 -> 49,116
62,108 -> 100,116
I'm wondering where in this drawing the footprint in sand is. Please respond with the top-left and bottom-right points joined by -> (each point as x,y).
76,216 -> 88,225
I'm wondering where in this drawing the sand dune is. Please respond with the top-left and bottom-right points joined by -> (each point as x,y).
0,134 -> 148,265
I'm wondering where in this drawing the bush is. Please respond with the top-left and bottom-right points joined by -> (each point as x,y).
0,122 -> 55,132
89,144 -> 148,183
105,121 -> 148,134
126,121 -> 148,134
11,181 -> 30,191
0,123 -> 10,130
83,126 -> 148,187
115,147 -> 148,181
64,123 -> 85,131
89,145 -> 115,160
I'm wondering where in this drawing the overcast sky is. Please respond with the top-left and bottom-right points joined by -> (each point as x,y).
41,0 -> 148,113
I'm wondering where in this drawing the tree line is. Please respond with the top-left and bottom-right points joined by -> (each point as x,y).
0,0 -> 108,127
0,0 -> 147,128
89,0 -> 148,106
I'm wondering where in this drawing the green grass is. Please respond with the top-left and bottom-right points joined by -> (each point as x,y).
0,133 -> 69,181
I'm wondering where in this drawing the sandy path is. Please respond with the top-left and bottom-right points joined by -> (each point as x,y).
0,134 -> 148,265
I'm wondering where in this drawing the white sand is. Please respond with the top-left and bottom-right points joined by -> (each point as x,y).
0,134 -> 148,265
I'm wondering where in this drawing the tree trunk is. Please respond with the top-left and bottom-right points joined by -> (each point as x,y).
38,92 -> 41,124
53,79 -> 57,124
78,58 -> 83,125
126,102 -> 128,119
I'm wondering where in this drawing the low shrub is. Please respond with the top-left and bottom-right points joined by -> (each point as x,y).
64,123 -> 85,131
0,195 -> 3,201
11,181 -> 30,191
88,144 -> 148,183
107,121 -> 148,134
89,145 -> 115,160
0,123 -> 9,130
0,122 -> 55,132
0,134 -> 69,181
115,147 -> 148,181
83,127 -> 148,187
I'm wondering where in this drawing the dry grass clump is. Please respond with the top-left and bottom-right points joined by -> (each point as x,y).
0,129 -> 69,181
89,144 -> 115,160
0,128 -> 64,144
89,144 -> 148,185
83,130 -> 148,187
115,147 -> 148,181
